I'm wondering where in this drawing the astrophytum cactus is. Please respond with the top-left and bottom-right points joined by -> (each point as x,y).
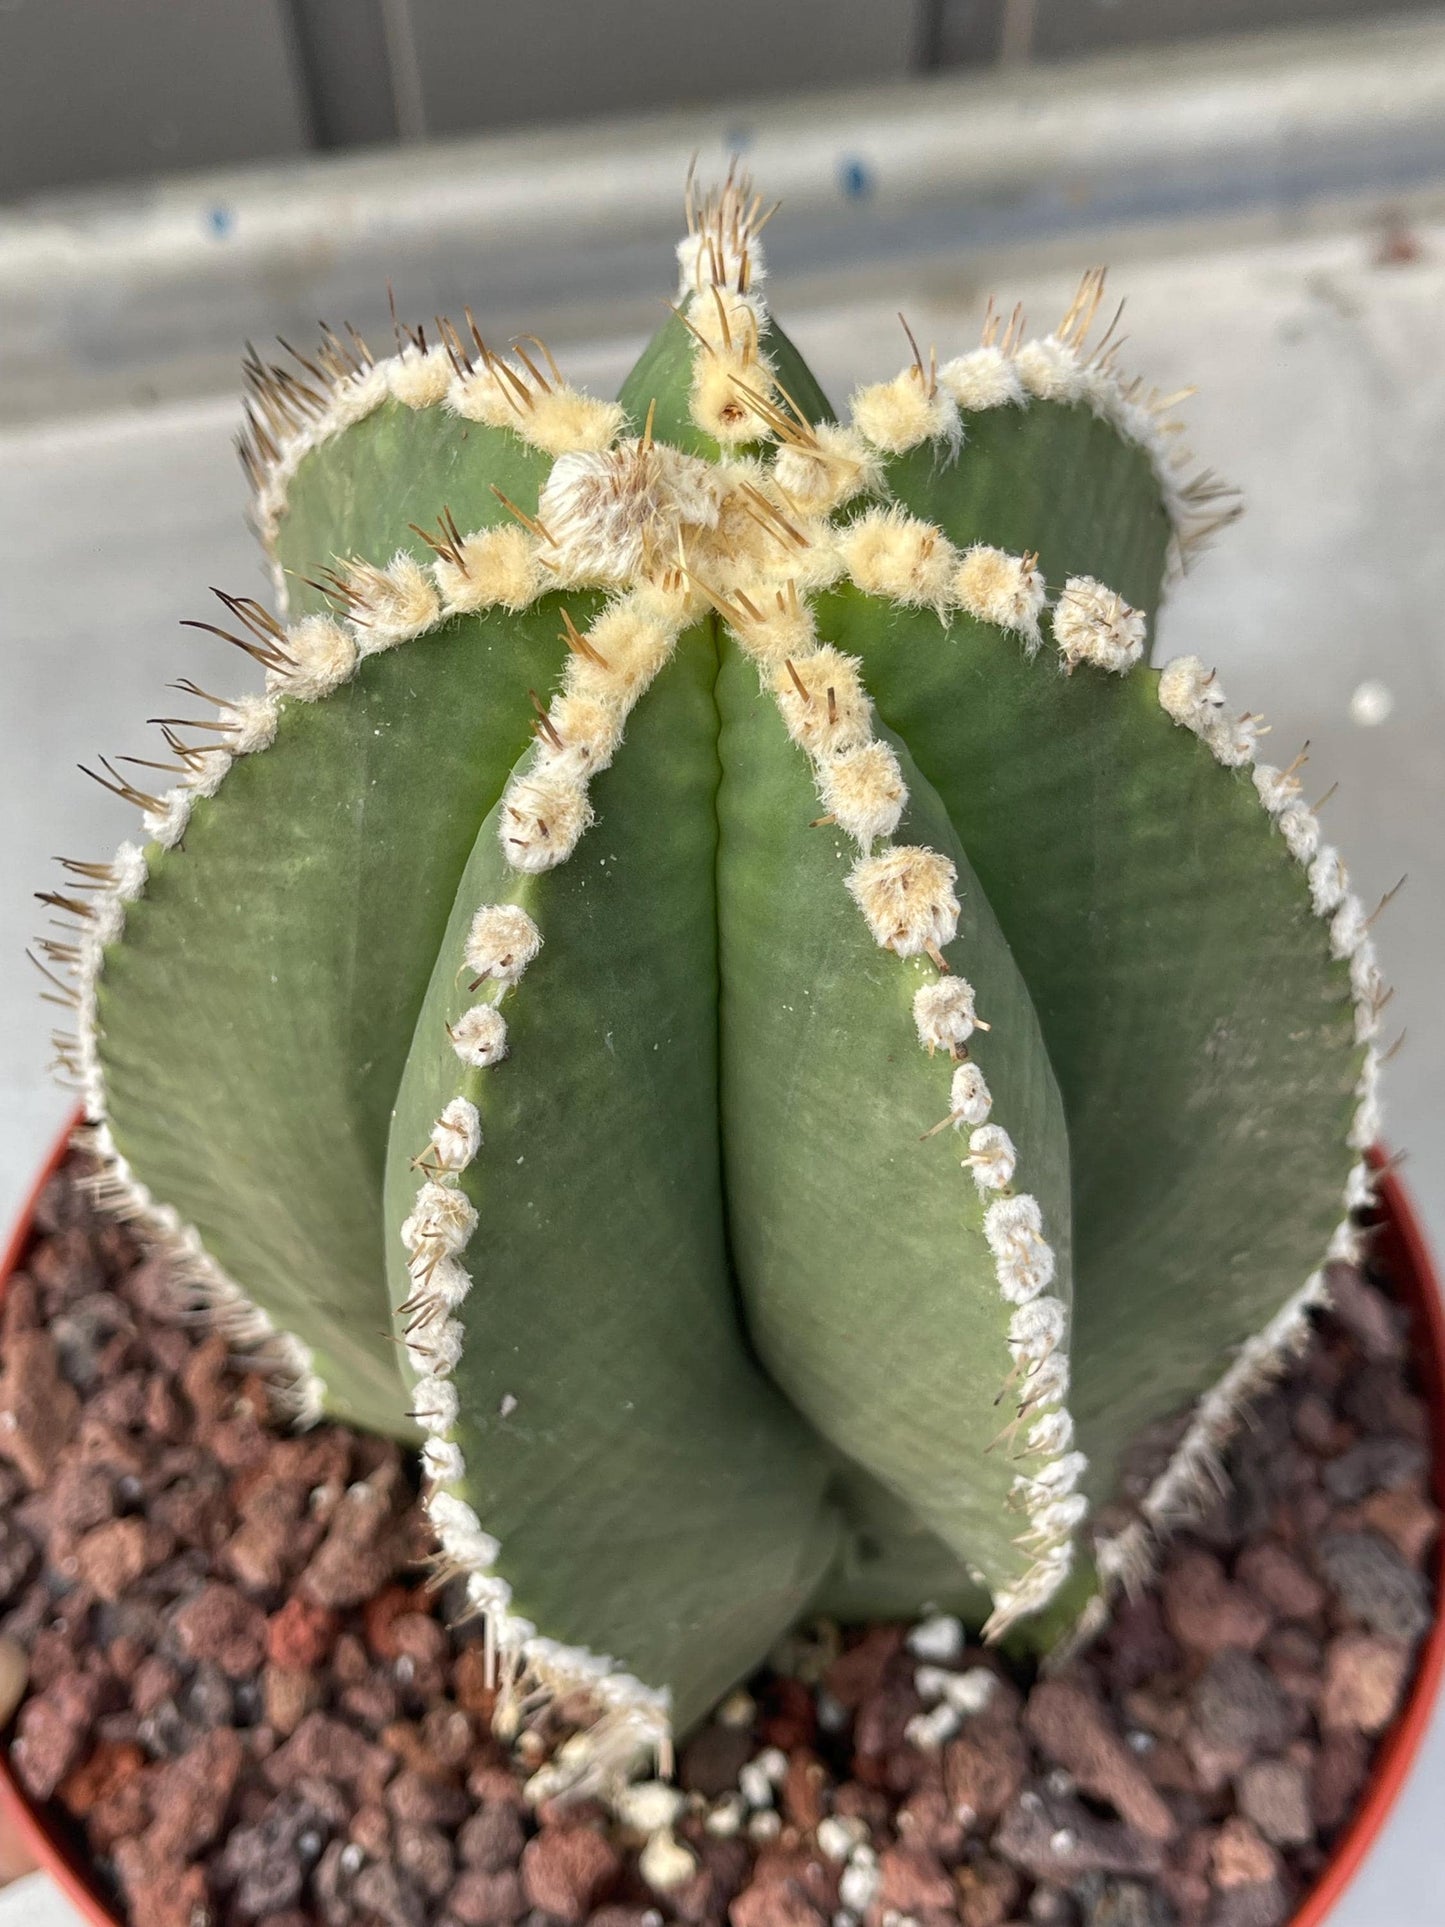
39,173 -> 1385,1775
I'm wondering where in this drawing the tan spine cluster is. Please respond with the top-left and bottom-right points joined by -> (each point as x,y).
499,594 -> 683,875
864,272 -> 1244,576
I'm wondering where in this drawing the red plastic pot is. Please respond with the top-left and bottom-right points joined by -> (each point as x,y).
0,1120 -> 1442,1926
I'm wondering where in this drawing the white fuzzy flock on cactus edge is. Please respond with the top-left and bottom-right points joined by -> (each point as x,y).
744,569 -> 1085,1633
400,890 -> 674,1784
1084,655 -> 1391,1611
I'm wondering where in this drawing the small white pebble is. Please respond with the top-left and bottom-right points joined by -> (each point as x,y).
704,1793 -> 746,1837
914,1665 -> 954,1702
638,1828 -> 697,1894
738,1760 -> 775,1809
943,1668 -> 998,1717
748,1809 -> 783,1843
716,1688 -> 757,1728
1127,1729 -> 1155,1754
613,1780 -> 686,1833
1044,1768 -> 1076,1797
817,1814 -> 868,1861
816,1689 -> 849,1734
904,1703 -> 962,1751
1050,1827 -> 1077,1856
839,1855 -> 880,1912
755,1746 -> 789,1786
907,1613 -> 965,1663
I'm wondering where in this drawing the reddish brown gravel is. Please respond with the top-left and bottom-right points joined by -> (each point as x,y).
0,1157 -> 1438,1927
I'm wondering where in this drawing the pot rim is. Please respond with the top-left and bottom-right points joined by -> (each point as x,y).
0,1118 -> 1441,1926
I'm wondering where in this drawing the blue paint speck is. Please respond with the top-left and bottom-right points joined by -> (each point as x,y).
206,204 -> 235,239
839,157 -> 875,202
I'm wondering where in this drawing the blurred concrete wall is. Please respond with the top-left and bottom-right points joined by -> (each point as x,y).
5,0 -> 1444,199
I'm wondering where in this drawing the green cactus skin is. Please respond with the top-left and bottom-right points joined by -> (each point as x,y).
48,180 -> 1382,1764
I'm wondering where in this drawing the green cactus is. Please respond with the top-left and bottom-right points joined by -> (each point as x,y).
44,175 -> 1382,1768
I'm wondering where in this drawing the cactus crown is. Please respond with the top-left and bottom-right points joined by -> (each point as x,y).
41,171 -> 1381,1775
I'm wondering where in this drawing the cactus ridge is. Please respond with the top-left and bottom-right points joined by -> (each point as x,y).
42,172 -> 1387,1769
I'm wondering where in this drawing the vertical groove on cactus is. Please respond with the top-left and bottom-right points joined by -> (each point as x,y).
727,596 -> 1084,1634
41,169 -> 1382,1768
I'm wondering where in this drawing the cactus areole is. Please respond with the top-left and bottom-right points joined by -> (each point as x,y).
47,175 -> 1381,1779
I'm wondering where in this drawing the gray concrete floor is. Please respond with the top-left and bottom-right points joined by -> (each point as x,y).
2,120 -> 1444,1927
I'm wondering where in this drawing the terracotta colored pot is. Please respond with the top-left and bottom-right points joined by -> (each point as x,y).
1,1119 -> 1442,1926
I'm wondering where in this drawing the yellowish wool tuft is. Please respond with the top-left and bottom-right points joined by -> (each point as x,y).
1028,1410 -> 1075,1458
277,615 -> 358,699
983,1195 -> 1056,1305
1202,711 -> 1260,768
818,740 -> 907,845
772,422 -> 883,515
937,346 -> 1025,411
329,364 -> 390,427
847,846 -> 960,958
949,1061 -> 992,1127
186,747 -> 231,798
773,647 -> 873,759
841,506 -> 958,613
422,1437 -> 467,1485
965,1124 -> 1016,1193
450,1003 -> 509,1068
501,770 -> 594,873
690,351 -> 777,443
1052,576 -> 1146,674
1252,763 -> 1301,815
540,691 -> 626,780
1308,847 -> 1348,917
725,589 -> 816,668
1277,804 -> 1320,866
953,546 -> 1046,644
447,365 -> 522,428
850,368 -> 960,456
1009,1297 -> 1065,1361
464,903 -> 542,986
539,442 -> 723,584
519,387 -> 626,458
629,572 -> 704,631
677,231 -> 765,298
759,523 -> 846,595
913,976 -> 979,1054
1014,337 -> 1084,403
402,1181 -> 478,1258
353,554 -> 441,647
685,288 -> 768,352
220,692 -> 280,756
566,601 -> 677,708
412,1375 -> 460,1435
1157,655 -> 1224,733
142,788 -> 192,850
433,525 -> 541,615
387,346 -> 454,409
430,1098 -> 482,1172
